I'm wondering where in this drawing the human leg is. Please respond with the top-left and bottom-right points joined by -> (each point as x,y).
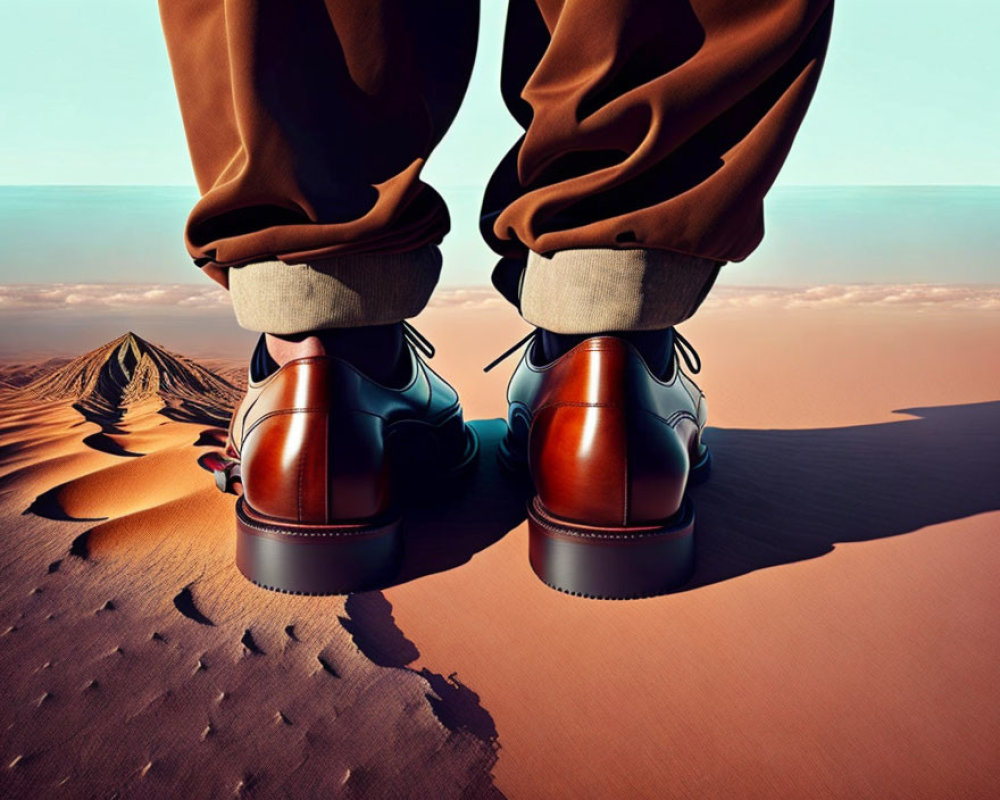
489,0 -> 834,595
161,0 -> 482,592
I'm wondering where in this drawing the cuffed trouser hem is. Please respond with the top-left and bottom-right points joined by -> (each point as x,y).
227,245 -> 442,334
519,249 -> 722,334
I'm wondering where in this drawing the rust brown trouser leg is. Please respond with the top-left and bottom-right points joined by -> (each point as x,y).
159,0 -> 478,332
485,0 -> 834,332
161,0 -> 832,334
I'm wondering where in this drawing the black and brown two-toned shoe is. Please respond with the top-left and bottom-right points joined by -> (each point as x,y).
205,326 -> 477,595
497,330 -> 710,599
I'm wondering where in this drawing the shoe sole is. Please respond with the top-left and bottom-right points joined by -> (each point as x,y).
232,421 -> 479,595
236,497 -> 403,595
527,496 -> 696,600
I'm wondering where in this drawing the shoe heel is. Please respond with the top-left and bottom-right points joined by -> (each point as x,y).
235,498 -> 401,595
527,496 -> 695,599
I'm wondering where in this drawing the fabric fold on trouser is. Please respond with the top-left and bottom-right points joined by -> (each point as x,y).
158,0 -> 479,279
161,0 -> 833,332
482,0 -> 835,267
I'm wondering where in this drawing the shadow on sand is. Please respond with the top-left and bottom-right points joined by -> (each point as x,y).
340,592 -> 500,748
332,420 -> 520,757
338,402 -> 999,756
686,400 -> 1000,590
391,418 -> 531,586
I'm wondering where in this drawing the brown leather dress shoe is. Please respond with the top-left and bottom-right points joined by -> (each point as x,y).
210,334 -> 477,595
499,332 -> 710,599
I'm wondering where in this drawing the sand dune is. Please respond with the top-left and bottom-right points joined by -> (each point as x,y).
1,301 -> 998,798
0,332 -> 501,798
0,358 -> 72,389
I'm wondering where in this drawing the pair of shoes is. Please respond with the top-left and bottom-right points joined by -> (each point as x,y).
208,325 -> 709,598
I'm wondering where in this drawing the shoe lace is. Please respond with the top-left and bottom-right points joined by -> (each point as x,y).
672,329 -> 701,375
482,328 -> 702,375
483,329 -> 537,373
402,320 -> 436,359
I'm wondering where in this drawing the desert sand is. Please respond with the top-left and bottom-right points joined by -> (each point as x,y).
1,291 -> 998,798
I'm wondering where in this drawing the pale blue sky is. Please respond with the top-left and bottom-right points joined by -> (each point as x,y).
0,0 -> 997,187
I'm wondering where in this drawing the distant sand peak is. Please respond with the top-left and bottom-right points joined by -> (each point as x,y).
20,331 -> 242,426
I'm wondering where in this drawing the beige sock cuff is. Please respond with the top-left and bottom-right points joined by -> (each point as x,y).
227,246 -> 442,333
519,248 -> 722,333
